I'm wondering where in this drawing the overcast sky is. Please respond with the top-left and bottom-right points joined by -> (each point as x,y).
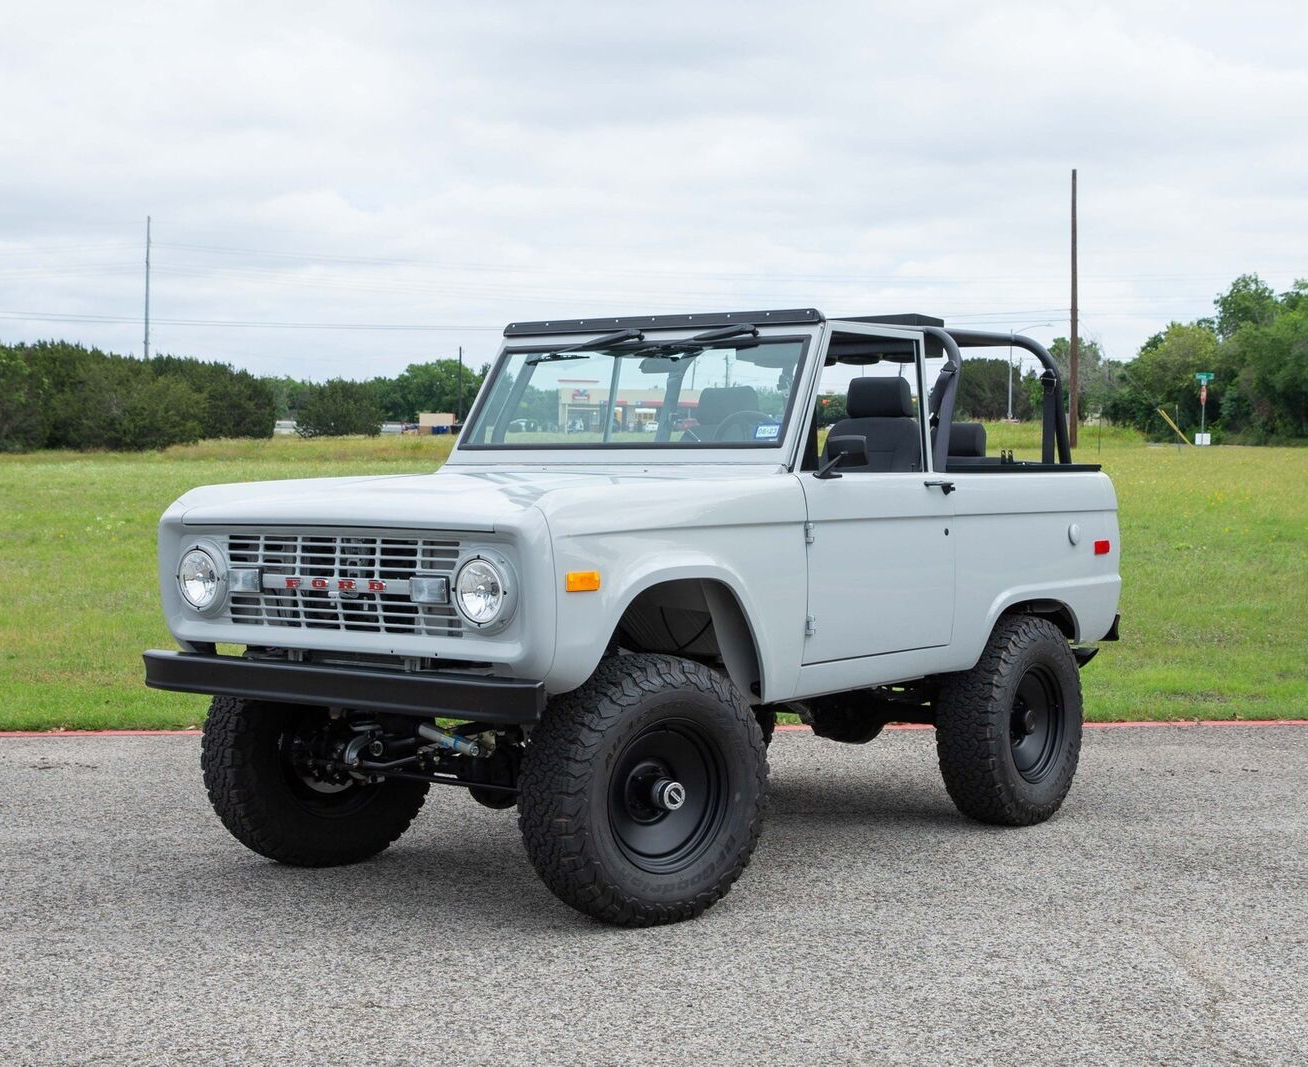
2,1 -> 1305,380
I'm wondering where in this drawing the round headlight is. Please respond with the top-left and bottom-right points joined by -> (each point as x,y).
178,547 -> 222,610
455,558 -> 509,628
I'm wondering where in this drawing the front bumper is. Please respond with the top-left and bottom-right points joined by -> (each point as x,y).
142,650 -> 546,724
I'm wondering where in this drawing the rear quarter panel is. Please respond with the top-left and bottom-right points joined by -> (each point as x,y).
949,470 -> 1121,665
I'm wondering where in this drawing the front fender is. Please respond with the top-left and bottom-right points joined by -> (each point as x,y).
543,537 -> 804,700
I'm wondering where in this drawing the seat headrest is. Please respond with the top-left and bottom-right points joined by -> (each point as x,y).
948,422 -> 986,457
848,376 -> 914,419
694,386 -> 759,425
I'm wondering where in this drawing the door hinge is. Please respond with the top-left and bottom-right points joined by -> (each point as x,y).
805,615 -> 816,637
803,521 -> 815,544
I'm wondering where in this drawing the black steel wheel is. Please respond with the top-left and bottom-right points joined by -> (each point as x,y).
607,720 -> 729,874
1009,664 -> 1067,784
518,654 -> 768,926
201,697 -> 428,866
935,615 -> 1082,826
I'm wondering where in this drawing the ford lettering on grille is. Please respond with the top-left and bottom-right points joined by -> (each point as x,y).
224,532 -> 463,637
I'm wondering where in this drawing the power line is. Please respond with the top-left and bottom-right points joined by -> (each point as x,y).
0,310 -> 502,331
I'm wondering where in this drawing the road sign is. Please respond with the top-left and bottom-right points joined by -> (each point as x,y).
1197,372 -> 1213,435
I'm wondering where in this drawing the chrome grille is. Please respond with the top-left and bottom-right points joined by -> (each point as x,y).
224,532 -> 463,637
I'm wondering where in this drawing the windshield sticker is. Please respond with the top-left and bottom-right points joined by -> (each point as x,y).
753,423 -> 781,440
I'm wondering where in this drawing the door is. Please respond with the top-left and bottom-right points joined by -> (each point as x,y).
799,325 -> 956,664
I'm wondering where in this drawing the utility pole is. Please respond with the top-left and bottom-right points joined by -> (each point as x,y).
456,345 -> 464,421
143,215 -> 152,360
1007,332 -> 1015,421
1069,169 -> 1079,448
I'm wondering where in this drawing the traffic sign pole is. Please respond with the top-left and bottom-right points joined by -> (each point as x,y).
1195,372 -> 1214,445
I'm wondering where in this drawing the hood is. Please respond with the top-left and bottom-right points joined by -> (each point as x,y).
178,465 -> 777,532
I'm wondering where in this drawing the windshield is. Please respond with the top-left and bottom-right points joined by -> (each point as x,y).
462,337 -> 808,449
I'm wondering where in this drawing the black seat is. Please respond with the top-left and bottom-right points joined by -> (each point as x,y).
684,385 -> 759,441
932,421 -> 987,457
823,377 -> 921,472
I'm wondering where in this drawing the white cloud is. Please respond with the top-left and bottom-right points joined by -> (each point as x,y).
1,0 -> 1305,375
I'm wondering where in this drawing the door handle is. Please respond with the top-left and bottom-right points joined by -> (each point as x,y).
924,480 -> 955,495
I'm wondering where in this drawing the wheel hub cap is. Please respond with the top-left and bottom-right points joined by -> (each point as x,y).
651,777 -> 686,811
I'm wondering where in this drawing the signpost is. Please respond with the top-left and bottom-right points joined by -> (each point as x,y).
1195,372 -> 1214,445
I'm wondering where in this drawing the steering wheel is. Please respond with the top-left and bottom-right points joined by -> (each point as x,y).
713,410 -> 772,443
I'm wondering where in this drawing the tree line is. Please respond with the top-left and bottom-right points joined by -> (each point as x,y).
1102,274 -> 1307,442
0,342 -> 487,451
1,273 -> 1303,452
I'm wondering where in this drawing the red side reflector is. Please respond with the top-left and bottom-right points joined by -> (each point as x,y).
1094,539 -> 1110,555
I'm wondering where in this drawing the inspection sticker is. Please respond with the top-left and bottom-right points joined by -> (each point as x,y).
753,423 -> 780,440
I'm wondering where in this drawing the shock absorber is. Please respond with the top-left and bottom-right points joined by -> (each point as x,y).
417,722 -> 482,758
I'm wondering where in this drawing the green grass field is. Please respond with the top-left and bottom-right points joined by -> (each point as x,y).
1,427 -> 1304,729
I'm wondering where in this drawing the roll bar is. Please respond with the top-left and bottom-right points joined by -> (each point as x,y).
924,328 -> 1072,466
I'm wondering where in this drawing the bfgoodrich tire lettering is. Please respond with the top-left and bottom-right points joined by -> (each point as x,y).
200,696 -> 428,866
517,654 -> 768,926
935,615 -> 1083,826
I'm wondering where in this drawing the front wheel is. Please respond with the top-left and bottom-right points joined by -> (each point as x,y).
935,616 -> 1083,826
517,654 -> 768,926
200,697 -> 429,866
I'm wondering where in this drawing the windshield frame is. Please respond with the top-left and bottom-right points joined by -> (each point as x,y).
455,330 -> 815,456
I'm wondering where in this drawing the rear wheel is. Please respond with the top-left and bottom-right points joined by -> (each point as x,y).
201,697 -> 429,866
935,616 -> 1082,826
517,654 -> 768,926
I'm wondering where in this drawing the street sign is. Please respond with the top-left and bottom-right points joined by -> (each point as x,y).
1196,372 -> 1213,437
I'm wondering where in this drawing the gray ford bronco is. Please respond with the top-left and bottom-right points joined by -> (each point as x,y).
145,309 -> 1121,926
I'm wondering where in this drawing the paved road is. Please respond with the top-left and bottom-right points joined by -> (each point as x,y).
2,727 -> 1306,1066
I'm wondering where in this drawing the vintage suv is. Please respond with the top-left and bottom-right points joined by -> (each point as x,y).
145,309 -> 1121,926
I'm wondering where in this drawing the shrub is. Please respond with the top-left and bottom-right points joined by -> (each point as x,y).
295,379 -> 383,437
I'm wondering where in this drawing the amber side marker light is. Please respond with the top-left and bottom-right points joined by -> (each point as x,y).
1094,540 -> 1111,555
565,570 -> 602,592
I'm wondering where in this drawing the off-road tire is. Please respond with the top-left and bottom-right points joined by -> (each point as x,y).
201,697 -> 429,866
935,615 -> 1082,826
517,654 -> 768,926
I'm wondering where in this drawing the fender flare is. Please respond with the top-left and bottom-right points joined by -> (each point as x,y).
564,562 -> 767,700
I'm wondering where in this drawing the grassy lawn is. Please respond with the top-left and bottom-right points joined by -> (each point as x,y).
1,427 -> 1304,729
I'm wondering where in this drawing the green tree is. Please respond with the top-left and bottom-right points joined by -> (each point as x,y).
1047,336 -> 1108,418
1222,305 -> 1308,438
815,392 -> 847,427
265,375 -> 315,420
392,359 -> 487,421
119,376 -> 206,450
152,355 -> 274,438
954,357 -> 1035,420
1103,322 -> 1219,437
0,347 -> 50,450
1214,274 -> 1278,340
295,379 -> 383,437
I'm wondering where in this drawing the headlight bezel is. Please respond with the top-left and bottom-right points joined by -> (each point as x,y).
176,540 -> 228,614
452,552 -> 517,634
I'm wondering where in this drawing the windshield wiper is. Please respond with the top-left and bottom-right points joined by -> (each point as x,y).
624,323 -> 761,362
526,328 -> 646,365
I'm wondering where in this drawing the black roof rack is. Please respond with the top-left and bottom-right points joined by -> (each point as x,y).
837,313 -> 945,328
503,308 -> 824,337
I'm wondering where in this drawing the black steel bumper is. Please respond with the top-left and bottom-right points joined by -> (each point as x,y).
143,650 -> 546,724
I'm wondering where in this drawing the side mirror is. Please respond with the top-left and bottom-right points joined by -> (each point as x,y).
814,435 -> 869,479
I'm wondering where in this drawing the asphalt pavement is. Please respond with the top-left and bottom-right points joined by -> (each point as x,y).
2,726 -> 1306,1066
